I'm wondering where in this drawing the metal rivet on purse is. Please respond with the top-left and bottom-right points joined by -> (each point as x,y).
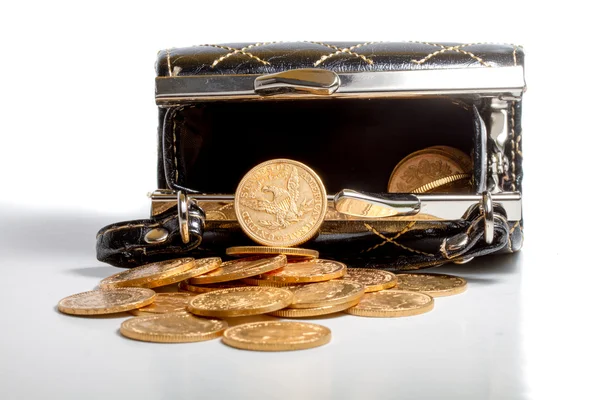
144,228 -> 169,244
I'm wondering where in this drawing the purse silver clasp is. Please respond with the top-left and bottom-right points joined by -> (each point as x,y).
254,68 -> 340,96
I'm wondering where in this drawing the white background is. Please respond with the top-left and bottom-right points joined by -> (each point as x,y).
1,1 -> 598,399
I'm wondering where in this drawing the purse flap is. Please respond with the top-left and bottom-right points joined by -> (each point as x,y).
156,41 -> 524,76
154,42 -> 525,103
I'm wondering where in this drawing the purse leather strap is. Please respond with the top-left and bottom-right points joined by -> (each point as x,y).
95,201 -> 511,269
96,202 -> 205,267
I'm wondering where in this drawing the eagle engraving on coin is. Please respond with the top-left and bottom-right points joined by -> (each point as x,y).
241,166 -> 313,230
235,159 -> 327,247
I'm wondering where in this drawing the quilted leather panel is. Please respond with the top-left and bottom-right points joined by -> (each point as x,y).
156,41 -> 524,77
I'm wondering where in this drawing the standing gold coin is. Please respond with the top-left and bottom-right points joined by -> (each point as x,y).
99,258 -> 196,289
345,290 -> 434,318
130,292 -> 192,315
255,259 -> 347,284
178,280 -> 247,294
120,312 -> 228,343
226,246 -> 319,260
388,147 -> 471,193
187,286 -> 294,318
285,281 -> 364,309
222,321 -> 331,351
340,268 -> 398,292
58,288 -> 156,315
270,298 -> 361,318
393,273 -> 467,297
188,255 -> 287,285
234,159 -> 327,247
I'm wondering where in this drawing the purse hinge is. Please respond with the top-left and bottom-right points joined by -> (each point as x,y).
488,98 -> 510,193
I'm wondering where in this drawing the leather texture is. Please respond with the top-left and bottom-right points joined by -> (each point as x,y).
96,202 -> 206,267
96,41 -> 525,269
96,200 -> 511,269
156,41 -> 524,77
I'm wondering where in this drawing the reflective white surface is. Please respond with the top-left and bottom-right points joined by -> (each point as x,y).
0,207 -> 597,399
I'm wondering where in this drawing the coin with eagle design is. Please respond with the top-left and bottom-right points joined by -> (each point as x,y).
234,159 -> 327,247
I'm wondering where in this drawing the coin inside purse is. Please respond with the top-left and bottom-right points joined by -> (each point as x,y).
162,97 -> 486,194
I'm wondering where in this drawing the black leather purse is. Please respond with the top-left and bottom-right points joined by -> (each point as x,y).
96,41 -> 525,270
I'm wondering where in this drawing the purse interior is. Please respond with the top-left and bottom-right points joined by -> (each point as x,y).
169,97 -> 479,194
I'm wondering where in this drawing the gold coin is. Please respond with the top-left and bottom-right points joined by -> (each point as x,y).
140,257 -> 223,288
226,246 -> 318,260
410,173 -> 471,194
178,280 -> 248,294
393,273 -> 467,297
120,312 -> 228,343
345,290 -> 434,318
340,268 -> 398,293
99,258 -> 196,289
130,292 -> 192,315
188,255 -> 287,284
234,159 -> 327,247
187,286 -> 294,318
256,259 -> 347,284
222,321 -> 331,351
269,298 -> 360,318
429,145 -> 472,171
285,281 -> 364,309
58,288 -> 156,315
388,147 -> 471,193
241,277 -> 301,287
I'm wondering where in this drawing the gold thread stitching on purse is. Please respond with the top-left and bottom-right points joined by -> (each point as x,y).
408,40 -> 447,47
507,221 -> 521,252
175,42 -> 522,71
305,41 -> 339,51
456,48 -> 490,67
210,42 -> 278,67
465,215 -> 484,236
411,45 -> 454,64
509,221 -> 521,234
510,102 -> 517,191
411,43 -> 491,67
395,243 -> 435,257
188,43 -> 274,68
362,222 -> 434,257
410,41 -> 522,52
361,221 -> 416,253
310,41 -> 379,66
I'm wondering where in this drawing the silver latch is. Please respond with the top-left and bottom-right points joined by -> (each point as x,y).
150,190 -> 522,223
254,68 -> 340,96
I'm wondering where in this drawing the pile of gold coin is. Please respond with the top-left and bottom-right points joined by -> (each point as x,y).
60,157 -> 470,351
58,252 -> 467,351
